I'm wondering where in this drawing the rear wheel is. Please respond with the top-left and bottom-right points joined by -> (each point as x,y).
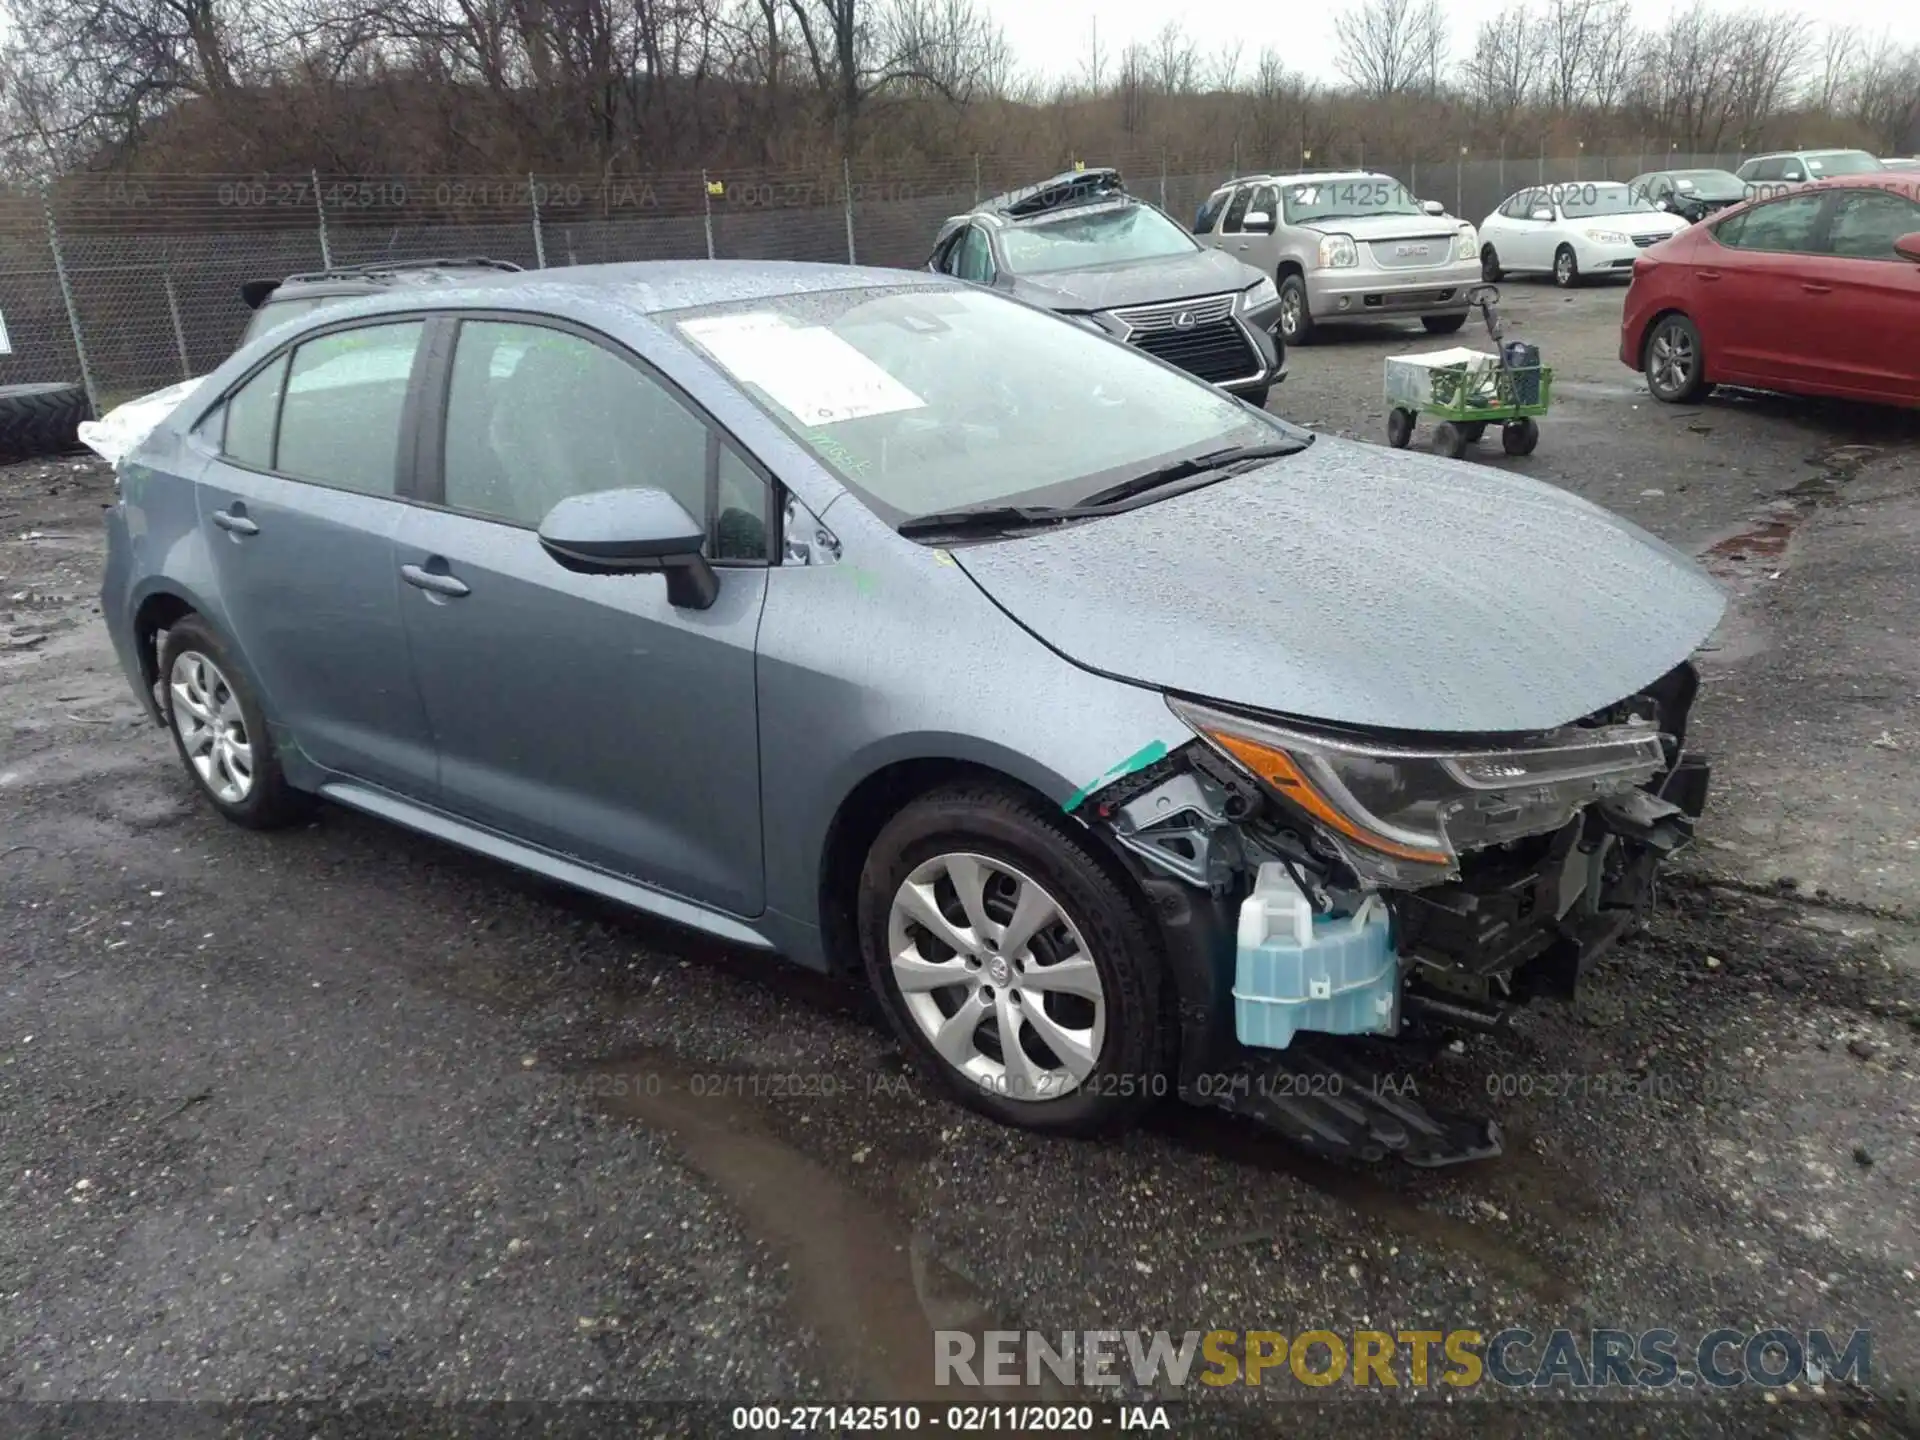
1434,421 -> 1470,459
159,615 -> 312,829
1386,408 -> 1416,449
1553,245 -> 1581,288
1422,313 -> 1468,334
1277,274 -> 1315,345
1643,313 -> 1712,404
857,785 -> 1168,1136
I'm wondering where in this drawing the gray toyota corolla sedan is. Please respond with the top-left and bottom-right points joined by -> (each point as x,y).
101,260 -> 1724,1165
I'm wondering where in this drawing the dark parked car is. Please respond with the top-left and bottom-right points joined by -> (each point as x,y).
1624,176 -> 1920,408
1626,168 -> 1747,222
104,260 -> 1723,1167
928,168 -> 1286,406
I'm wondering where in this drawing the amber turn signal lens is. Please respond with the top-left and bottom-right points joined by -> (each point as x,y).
1208,731 -> 1451,865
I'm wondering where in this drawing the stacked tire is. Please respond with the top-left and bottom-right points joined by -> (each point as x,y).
0,383 -> 90,459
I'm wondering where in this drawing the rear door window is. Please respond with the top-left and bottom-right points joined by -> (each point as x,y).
222,353 -> 288,470
1719,192 -> 1826,253
273,321 -> 424,495
1220,187 -> 1252,234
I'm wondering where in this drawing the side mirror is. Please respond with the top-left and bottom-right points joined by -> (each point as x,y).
1421,199 -> 1446,216
1242,210 -> 1275,233
1656,198 -> 1670,210
1530,208 -> 1556,223
1893,232 -> 1920,263
538,487 -> 718,609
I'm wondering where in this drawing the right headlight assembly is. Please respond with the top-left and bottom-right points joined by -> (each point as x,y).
1169,697 -> 1670,887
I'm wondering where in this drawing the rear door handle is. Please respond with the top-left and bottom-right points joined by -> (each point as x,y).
1801,282 -> 1832,294
400,563 -> 470,598
211,507 -> 259,536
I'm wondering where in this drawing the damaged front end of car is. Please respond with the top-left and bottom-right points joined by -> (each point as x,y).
1078,662 -> 1709,1167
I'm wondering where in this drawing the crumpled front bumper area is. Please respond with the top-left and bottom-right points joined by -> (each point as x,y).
1084,663 -> 1710,1166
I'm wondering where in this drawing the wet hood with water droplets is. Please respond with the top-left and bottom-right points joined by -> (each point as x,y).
952,436 -> 1726,735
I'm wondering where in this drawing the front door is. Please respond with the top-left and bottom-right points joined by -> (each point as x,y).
395,317 -> 772,916
193,319 -> 438,796
1806,186 -> 1920,404
1702,191 -> 1832,390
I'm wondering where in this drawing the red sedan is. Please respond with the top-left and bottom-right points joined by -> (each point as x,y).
1621,175 -> 1920,408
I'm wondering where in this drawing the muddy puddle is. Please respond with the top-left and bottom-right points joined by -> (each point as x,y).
572,1045 -> 1584,1404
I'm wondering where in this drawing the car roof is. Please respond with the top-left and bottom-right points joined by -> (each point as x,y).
244,257 -> 525,309
1217,170 -> 1381,190
260,259 -> 948,320
970,168 -> 1132,223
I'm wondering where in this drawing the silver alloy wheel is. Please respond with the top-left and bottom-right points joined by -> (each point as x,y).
1279,285 -> 1303,338
1649,324 -> 1694,396
169,650 -> 253,804
887,852 -> 1105,1102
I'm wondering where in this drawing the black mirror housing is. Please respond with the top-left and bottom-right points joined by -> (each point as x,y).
538,488 -> 719,609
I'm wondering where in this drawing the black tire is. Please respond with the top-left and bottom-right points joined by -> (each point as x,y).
158,615 -> 313,829
0,382 -> 90,459
1386,407 -> 1416,449
1642,312 -> 1712,404
1553,245 -> 1581,289
857,784 -> 1169,1136
1480,246 -> 1504,282
1277,274 -> 1315,345
1422,313 -> 1469,334
1502,418 -> 1540,456
1434,421 -> 1470,459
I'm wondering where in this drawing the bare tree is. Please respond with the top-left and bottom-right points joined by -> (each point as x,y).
1460,6 -> 1535,132
1333,0 -> 1447,100
1208,39 -> 1243,94
1847,33 -> 1920,152
1812,23 -> 1857,113
1148,21 -> 1198,95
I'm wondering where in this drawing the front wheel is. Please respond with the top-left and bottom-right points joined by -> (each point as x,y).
1434,421 -> 1470,459
159,615 -> 312,829
1277,275 -> 1315,345
1502,417 -> 1540,456
857,785 -> 1168,1136
1643,313 -> 1712,404
1553,245 -> 1581,289
1422,313 -> 1468,334
1480,246 -> 1504,282
1386,407 -> 1416,448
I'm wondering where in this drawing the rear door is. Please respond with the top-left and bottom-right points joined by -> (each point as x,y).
193,318 -> 438,796
393,316 -> 772,916
1697,191 -> 1833,390
1803,186 -> 1920,402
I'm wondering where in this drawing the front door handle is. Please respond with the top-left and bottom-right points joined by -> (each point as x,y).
211,507 -> 259,536
1696,269 -> 1721,281
400,563 -> 470,598
1801,282 -> 1832,294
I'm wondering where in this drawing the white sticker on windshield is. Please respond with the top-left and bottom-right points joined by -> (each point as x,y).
1808,160 -> 1824,171
1676,178 -> 1695,190
680,312 -> 926,425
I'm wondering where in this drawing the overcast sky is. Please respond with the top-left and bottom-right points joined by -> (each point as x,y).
981,0 -> 1913,85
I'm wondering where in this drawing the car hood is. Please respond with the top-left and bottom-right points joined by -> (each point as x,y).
1006,248 -> 1263,312
952,437 -> 1726,735
1297,212 -> 1462,241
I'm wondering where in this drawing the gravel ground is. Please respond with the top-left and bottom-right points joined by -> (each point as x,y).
2,279 -> 1918,1438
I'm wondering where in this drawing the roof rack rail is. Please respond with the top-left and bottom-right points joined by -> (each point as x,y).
983,167 -> 1126,220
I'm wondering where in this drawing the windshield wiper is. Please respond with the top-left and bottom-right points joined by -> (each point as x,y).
896,503 -> 1085,538
1077,439 -> 1311,509
897,438 -> 1312,540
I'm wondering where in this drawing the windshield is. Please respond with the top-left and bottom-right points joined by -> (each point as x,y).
240,294 -> 339,345
673,286 -> 1291,525
1284,177 -> 1424,223
1671,170 -> 1745,200
1552,183 -> 1656,218
997,205 -> 1197,275
1805,151 -> 1884,177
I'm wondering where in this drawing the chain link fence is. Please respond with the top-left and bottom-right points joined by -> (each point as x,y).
0,150 -> 1746,413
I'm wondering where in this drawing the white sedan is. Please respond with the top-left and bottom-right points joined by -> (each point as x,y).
1478,183 -> 1688,288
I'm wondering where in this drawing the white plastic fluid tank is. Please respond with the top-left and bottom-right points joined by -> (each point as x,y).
1233,863 -> 1399,1050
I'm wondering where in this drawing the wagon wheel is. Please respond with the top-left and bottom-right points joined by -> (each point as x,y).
1502,418 -> 1540,456
1434,421 -> 1470,459
1386,408 -> 1416,449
